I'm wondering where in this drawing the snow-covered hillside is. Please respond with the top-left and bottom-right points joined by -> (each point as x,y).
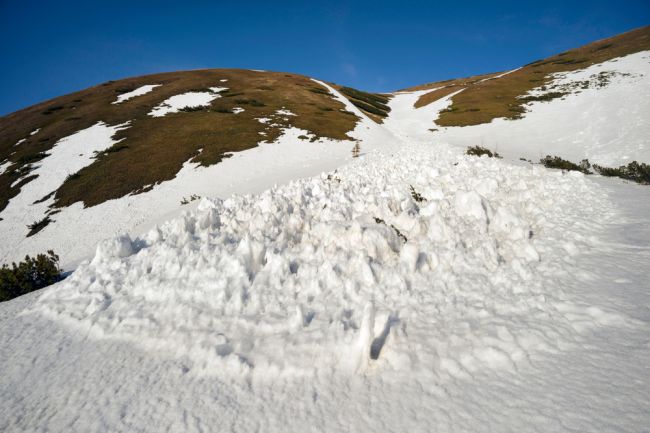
430,51 -> 650,165
1,51 -> 650,432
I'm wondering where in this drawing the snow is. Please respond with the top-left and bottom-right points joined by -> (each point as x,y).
1,54 -> 650,432
149,89 -> 226,117
429,51 -> 650,166
30,142 -> 623,379
112,84 -> 161,104
3,138 -> 650,431
276,108 -> 296,116
0,121 -> 130,258
0,159 -> 11,176
232,107 -> 245,114
477,67 -> 521,83
30,128 -> 40,135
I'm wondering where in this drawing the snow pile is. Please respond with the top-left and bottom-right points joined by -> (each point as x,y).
30,143 -> 631,379
430,51 -> 650,165
149,88 -> 227,117
112,84 -> 161,104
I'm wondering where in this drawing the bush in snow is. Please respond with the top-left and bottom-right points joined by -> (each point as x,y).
466,146 -> 501,159
593,160 -> 650,184
540,155 -> 591,174
27,216 -> 53,237
0,250 -> 62,302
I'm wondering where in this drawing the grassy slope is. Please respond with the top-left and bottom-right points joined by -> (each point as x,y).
405,26 -> 650,126
0,70 -> 359,210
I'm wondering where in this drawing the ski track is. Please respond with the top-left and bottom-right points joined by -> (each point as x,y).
1,55 -> 650,432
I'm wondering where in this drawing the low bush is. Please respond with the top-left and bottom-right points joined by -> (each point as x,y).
27,216 -> 52,237
466,146 -> 501,158
179,106 -> 206,112
0,250 -> 62,302
540,155 -> 591,174
593,161 -> 650,184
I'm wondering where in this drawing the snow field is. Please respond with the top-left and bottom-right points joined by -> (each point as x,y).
30,142 -> 633,381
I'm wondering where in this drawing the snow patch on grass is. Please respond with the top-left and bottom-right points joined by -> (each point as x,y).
112,84 -> 161,104
149,91 -> 221,117
0,121 -> 130,242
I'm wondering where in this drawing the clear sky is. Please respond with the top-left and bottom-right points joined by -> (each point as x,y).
1,0 -> 648,115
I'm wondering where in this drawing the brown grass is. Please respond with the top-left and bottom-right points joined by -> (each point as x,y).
0,69 -> 359,210
406,26 -> 650,126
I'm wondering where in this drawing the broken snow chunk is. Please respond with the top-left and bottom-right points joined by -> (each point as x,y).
232,107 -> 245,114
92,234 -> 135,263
454,191 -> 487,221
209,86 -> 229,93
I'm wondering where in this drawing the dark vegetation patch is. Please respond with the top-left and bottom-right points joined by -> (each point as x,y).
374,217 -> 407,243
0,250 -> 62,302
466,145 -> 501,158
540,155 -> 592,174
338,86 -> 391,121
0,69 -> 360,210
540,155 -> 650,184
407,26 -> 650,126
409,185 -> 427,203
27,216 -> 53,237
519,91 -> 569,103
180,194 -> 201,205
178,106 -> 207,112
593,161 -> 650,184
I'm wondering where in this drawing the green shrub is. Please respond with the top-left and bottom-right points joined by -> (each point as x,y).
27,216 -> 52,237
540,155 -> 591,174
0,250 -> 62,302
178,106 -> 206,112
466,146 -> 501,158
593,161 -> 650,184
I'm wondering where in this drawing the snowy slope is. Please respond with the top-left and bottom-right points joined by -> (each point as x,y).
2,136 -> 650,432
0,83 -> 394,269
429,51 -> 650,165
1,50 -> 650,433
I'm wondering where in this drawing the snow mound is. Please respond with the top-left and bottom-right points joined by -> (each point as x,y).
112,84 -> 161,104
30,144 -> 632,379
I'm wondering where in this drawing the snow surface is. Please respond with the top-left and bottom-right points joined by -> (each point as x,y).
0,81 -> 389,269
3,138 -> 650,432
430,51 -> 650,166
0,121 -> 130,255
112,84 -> 161,104
1,56 -> 650,431
232,107 -> 245,114
0,159 -> 12,176
149,88 -> 227,117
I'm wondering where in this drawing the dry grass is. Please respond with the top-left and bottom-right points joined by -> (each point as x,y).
405,26 -> 650,126
0,69 -> 359,210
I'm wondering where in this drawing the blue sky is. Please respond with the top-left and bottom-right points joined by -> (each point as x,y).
1,0 -> 648,115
